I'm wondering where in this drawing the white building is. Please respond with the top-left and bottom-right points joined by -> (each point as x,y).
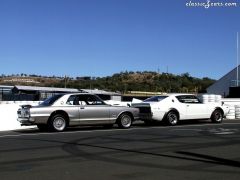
207,65 -> 240,97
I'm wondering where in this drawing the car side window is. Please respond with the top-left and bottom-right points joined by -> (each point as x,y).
176,95 -> 201,104
66,95 -> 81,105
66,95 -> 75,105
84,95 -> 105,105
67,95 -> 105,106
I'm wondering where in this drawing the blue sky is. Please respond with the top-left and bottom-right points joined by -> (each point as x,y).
0,0 -> 239,79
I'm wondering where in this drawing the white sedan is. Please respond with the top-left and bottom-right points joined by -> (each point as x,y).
132,94 -> 229,125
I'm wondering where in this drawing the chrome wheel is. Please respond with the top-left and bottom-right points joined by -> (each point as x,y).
211,110 -> 223,123
167,111 -> 178,125
51,115 -> 67,131
118,114 -> 132,129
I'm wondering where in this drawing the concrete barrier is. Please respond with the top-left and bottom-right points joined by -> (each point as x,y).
222,98 -> 240,120
235,105 -> 240,119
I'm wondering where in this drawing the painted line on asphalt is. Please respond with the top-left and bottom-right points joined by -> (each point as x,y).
0,122 -> 239,139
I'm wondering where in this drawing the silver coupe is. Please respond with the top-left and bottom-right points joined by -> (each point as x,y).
17,93 -> 139,131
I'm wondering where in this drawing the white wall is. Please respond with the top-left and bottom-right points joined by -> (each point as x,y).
0,102 -> 38,131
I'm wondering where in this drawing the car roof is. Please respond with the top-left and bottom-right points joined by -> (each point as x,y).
64,93 -> 96,96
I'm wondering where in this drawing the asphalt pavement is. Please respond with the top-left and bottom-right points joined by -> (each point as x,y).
0,120 -> 240,180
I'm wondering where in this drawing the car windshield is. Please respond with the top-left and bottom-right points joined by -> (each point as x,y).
143,96 -> 168,102
40,94 -> 64,106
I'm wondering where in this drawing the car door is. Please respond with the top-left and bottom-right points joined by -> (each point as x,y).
65,95 -> 81,125
77,94 -> 111,124
176,95 -> 209,119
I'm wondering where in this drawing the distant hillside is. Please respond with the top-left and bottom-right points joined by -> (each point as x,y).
0,71 -> 215,93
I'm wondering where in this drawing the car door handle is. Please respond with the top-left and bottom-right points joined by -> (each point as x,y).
80,107 -> 85,109
186,105 -> 190,107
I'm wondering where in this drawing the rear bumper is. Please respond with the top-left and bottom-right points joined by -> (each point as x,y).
17,117 -> 35,126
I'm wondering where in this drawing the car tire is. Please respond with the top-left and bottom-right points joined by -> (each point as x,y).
211,109 -> 223,123
165,111 -> 179,126
49,114 -> 67,132
117,113 -> 132,129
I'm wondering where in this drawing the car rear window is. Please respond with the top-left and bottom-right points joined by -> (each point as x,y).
40,94 -> 64,106
143,96 -> 168,102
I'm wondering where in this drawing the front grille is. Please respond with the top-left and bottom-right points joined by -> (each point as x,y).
132,103 -> 151,114
139,107 -> 151,113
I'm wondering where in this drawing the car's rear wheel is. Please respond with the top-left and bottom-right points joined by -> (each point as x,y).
117,113 -> 132,129
165,111 -> 179,126
49,114 -> 67,132
211,109 -> 223,123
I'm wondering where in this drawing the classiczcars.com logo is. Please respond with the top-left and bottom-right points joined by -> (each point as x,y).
186,0 -> 239,9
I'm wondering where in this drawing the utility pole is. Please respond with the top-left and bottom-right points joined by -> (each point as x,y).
64,75 -> 67,88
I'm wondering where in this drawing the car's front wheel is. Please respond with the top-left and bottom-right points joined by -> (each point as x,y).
117,113 -> 132,129
165,111 -> 179,126
211,109 -> 223,123
49,114 -> 67,132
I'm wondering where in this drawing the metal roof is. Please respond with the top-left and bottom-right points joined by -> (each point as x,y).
14,85 -> 79,92
0,85 -> 14,89
80,89 -> 121,96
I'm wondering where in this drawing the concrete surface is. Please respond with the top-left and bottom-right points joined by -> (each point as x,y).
0,121 -> 239,180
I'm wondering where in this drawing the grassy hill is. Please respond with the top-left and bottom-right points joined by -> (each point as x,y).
0,71 -> 215,93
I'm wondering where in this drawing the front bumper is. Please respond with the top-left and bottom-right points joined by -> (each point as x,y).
139,113 -> 153,120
